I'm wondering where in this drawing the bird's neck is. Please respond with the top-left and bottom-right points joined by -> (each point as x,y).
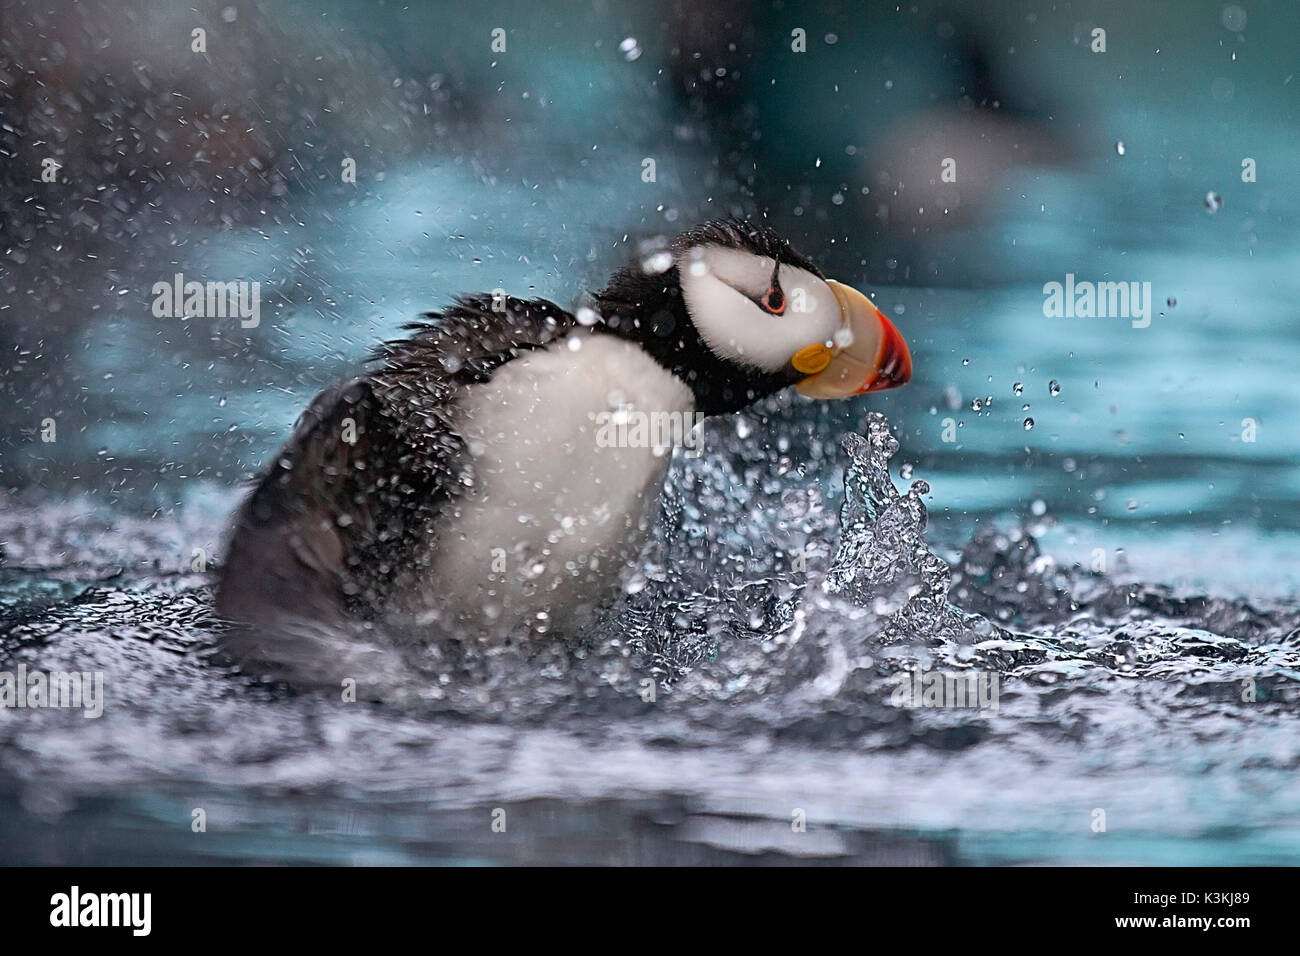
593,266 -> 793,416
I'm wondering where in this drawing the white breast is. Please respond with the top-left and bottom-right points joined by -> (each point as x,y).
393,333 -> 695,643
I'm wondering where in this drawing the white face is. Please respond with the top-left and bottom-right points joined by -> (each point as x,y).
677,244 -> 844,372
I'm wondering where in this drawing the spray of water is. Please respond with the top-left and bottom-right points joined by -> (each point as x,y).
824,412 -> 996,644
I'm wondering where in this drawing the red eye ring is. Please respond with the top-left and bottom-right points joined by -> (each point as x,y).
762,287 -> 786,314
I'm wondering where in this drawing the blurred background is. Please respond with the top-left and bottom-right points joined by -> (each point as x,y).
2,0 -> 1300,865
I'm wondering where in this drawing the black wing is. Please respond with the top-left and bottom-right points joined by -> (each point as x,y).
215,375 -> 457,631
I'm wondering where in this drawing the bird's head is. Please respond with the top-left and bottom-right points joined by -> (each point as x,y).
595,219 -> 911,415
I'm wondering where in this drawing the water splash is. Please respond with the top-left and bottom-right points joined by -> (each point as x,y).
823,412 -> 994,643
6,412 -> 1300,864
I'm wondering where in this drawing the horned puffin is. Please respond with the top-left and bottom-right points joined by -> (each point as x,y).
216,220 -> 911,667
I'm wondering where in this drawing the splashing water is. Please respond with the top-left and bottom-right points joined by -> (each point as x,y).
823,412 -> 994,643
4,410 -> 1300,864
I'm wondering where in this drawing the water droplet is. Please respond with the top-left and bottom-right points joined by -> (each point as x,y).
1204,191 -> 1223,213
1115,140 -> 1126,155
1049,380 -> 1061,396
961,358 -> 970,366
1012,382 -> 1023,396
780,488 -> 817,519
900,463 -> 914,479
1221,5 -> 1247,32
640,250 -> 673,274
1023,417 -> 1035,430
1031,499 -> 1047,516
575,306 -> 599,326
1166,296 -> 1177,308
1210,77 -> 1235,103
618,37 -> 642,61
970,398 -> 983,411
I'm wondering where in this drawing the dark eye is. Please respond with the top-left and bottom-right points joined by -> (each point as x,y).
761,286 -> 786,315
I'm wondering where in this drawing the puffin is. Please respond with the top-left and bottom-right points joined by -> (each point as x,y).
215,220 -> 911,670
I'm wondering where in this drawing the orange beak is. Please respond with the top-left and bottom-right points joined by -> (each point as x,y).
794,280 -> 913,399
